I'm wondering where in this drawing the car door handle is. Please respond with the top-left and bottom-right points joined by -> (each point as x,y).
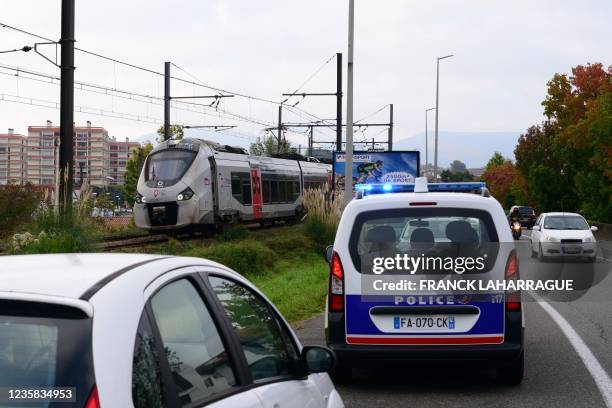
370,305 -> 480,315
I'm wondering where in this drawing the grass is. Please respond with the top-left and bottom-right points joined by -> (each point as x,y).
112,224 -> 331,323
250,254 -> 329,322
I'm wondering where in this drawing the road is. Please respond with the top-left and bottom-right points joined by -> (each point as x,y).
294,230 -> 612,407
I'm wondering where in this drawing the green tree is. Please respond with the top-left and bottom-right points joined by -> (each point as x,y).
449,160 -> 467,173
485,152 -> 506,171
124,143 -> 154,206
156,125 -> 184,143
250,135 -> 295,156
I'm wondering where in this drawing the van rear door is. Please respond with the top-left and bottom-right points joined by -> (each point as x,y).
343,208 -> 507,346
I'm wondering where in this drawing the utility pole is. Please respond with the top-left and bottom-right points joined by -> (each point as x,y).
164,62 -> 171,141
433,54 -> 453,181
308,126 -> 314,156
425,107 -> 435,179
59,0 -> 75,213
344,0 -> 355,205
277,105 -> 283,152
388,103 -> 393,151
336,52 -> 343,151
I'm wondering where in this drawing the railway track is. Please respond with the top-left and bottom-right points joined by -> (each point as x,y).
95,221 -> 292,250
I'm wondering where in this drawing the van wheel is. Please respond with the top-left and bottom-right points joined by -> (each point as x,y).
330,364 -> 352,384
497,351 -> 524,386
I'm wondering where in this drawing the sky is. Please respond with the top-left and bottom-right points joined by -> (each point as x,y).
1,0 -> 610,167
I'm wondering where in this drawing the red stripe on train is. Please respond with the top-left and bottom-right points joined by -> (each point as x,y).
346,336 -> 504,345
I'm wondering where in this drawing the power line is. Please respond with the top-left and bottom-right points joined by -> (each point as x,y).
0,63 -> 274,128
355,104 -> 390,124
281,53 -> 336,104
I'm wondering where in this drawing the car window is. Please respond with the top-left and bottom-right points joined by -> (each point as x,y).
543,215 -> 589,230
151,279 -> 236,406
0,301 -> 94,407
208,276 -> 298,382
349,208 -> 499,274
132,312 -> 166,408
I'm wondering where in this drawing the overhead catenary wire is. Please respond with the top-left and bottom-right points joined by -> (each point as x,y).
0,21 -> 345,148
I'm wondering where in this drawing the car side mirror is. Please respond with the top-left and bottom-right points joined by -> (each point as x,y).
325,245 -> 334,264
590,225 -> 598,232
532,225 -> 540,231
301,346 -> 336,374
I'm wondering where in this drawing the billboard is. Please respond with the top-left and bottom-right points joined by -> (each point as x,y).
332,151 -> 420,191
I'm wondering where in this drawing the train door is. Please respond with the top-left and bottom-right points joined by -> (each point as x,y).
250,167 -> 263,220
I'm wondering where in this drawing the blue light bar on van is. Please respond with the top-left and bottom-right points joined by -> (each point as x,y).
355,182 -> 488,197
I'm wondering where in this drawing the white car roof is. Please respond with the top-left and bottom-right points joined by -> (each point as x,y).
541,212 -> 582,217
0,253 -> 164,299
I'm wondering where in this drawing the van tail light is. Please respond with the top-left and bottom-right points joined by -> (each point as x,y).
505,250 -> 521,311
85,385 -> 100,408
329,252 -> 344,312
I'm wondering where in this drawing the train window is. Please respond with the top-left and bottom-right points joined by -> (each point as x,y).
293,181 -> 301,200
262,180 -> 271,204
286,181 -> 293,202
279,181 -> 287,203
242,179 -> 252,205
145,149 -> 196,186
231,172 -> 251,205
271,181 -> 279,203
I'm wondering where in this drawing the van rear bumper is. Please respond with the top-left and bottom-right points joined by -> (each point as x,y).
329,340 -> 523,368
327,310 -> 523,368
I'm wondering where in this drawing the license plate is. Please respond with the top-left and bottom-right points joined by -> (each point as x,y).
393,315 -> 455,330
152,206 -> 166,214
562,246 -> 581,254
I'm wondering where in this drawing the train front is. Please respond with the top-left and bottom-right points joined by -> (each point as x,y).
133,139 -> 215,230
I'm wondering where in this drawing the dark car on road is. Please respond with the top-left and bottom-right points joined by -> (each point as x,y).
508,206 -> 536,229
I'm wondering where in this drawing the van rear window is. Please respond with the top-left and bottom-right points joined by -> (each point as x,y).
0,301 -> 94,407
348,208 -> 499,274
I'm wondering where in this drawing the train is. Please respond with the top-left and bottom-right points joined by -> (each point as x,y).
134,138 -> 332,231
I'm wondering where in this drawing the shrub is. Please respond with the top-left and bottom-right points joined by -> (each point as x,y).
0,184 -> 44,235
10,209 -> 93,254
302,188 -> 344,246
183,240 -> 275,277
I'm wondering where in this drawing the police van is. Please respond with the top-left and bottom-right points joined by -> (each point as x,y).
324,178 -> 524,385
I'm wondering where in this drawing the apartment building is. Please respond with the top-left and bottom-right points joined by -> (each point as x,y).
21,121 -> 139,188
109,138 -> 140,185
0,129 -> 27,185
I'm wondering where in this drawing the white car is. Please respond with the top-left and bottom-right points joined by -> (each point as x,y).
0,254 -> 343,408
325,178 -> 524,385
530,212 -> 598,262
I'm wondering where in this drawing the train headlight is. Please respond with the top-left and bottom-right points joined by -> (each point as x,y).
177,187 -> 194,201
136,193 -> 146,204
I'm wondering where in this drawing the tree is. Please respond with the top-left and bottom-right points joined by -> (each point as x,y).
250,135 -> 295,156
124,143 -> 154,206
449,160 -> 467,173
483,160 -> 529,209
485,152 -> 505,171
515,62 -> 611,221
156,125 -> 184,143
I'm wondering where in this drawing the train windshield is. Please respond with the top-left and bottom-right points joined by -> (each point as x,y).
145,149 -> 196,186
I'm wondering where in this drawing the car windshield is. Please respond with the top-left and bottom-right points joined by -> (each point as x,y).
0,301 -> 94,407
543,215 -> 589,230
145,149 -> 196,185
349,208 -> 499,274
518,207 -> 533,214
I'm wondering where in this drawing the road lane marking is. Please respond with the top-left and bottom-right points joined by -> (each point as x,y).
529,291 -> 612,408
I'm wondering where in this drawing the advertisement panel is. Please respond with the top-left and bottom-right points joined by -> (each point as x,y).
332,151 -> 420,191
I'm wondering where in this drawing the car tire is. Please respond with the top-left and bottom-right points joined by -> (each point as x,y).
330,364 -> 352,384
530,241 -> 537,258
538,243 -> 546,262
497,351 -> 524,386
